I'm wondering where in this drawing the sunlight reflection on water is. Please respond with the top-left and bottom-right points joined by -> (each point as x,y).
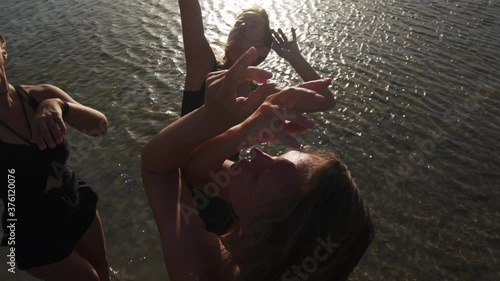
0,0 -> 499,280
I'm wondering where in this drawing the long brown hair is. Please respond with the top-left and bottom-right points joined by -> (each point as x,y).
227,147 -> 375,281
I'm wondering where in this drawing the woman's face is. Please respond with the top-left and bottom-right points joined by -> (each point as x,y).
0,42 -> 6,68
228,148 -> 317,222
0,42 -> 7,84
0,41 -> 7,65
227,11 -> 271,66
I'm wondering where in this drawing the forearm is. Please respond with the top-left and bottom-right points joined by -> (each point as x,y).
30,84 -> 108,137
142,106 -> 228,174
183,125 -> 247,181
178,0 -> 215,82
63,100 -> 108,137
287,54 -> 336,108
178,0 -> 204,47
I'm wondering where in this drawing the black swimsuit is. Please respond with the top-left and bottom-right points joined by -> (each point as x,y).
0,86 -> 98,270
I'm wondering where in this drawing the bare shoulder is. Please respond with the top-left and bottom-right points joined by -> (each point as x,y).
20,84 -> 78,103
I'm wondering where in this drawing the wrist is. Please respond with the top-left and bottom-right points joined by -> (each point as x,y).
229,120 -> 257,149
60,99 -> 70,118
198,106 -> 228,135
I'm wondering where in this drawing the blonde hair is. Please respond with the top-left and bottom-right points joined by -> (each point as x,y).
220,6 -> 273,68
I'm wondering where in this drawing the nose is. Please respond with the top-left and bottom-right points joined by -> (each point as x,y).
250,148 -> 273,170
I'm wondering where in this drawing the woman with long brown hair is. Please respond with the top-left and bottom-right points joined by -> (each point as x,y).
178,0 -> 337,235
142,48 -> 374,281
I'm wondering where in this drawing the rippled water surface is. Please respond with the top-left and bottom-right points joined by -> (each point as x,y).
1,0 -> 499,280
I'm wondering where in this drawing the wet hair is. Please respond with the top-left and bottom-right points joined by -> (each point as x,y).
221,6 -> 273,68
225,147 -> 375,281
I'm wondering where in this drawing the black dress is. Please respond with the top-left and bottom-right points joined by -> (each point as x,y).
0,86 -> 98,270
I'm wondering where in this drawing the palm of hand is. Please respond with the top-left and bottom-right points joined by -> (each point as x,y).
272,28 -> 301,60
203,53 -> 275,130
273,40 -> 300,59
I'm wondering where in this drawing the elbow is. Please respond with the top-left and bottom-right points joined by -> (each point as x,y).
98,115 -> 108,135
141,143 -> 167,174
179,165 -> 194,183
86,114 -> 108,137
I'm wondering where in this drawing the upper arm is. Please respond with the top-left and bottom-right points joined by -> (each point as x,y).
26,84 -> 79,104
142,168 -> 223,280
178,0 -> 217,90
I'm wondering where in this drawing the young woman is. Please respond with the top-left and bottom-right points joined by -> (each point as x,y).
143,48 -> 374,281
179,0 -> 335,114
178,0 -> 336,234
0,33 -> 110,281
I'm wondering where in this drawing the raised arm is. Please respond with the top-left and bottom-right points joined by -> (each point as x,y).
142,48 -> 272,174
141,49 -> 273,279
179,0 -> 217,90
272,28 -> 336,109
142,49 -> 331,280
182,79 -> 333,189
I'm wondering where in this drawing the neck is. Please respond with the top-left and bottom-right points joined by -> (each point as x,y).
0,82 -> 13,111
1,85 -> 9,95
221,219 -> 271,281
0,71 -> 9,95
221,218 -> 267,261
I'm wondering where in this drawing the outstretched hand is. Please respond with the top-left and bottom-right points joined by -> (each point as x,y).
204,47 -> 276,128
240,78 -> 331,148
272,28 -> 301,61
203,46 -> 332,148
31,98 -> 67,150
